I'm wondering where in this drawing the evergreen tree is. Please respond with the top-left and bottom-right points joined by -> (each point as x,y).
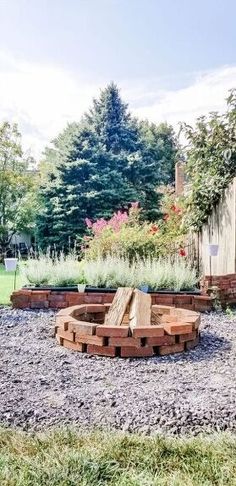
37,83 -> 177,249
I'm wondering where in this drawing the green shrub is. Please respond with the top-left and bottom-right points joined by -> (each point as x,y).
83,199 -> 186,261
83,256 -> 198,291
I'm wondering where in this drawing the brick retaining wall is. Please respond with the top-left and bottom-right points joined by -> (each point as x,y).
10,289 -> 213,312
202,274 -> 236,305
55,304 -> 201,358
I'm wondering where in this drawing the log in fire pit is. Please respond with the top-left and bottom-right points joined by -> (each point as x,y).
55,288 -> 200,358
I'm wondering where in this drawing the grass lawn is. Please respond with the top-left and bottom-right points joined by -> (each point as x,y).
0,264 -> 22,305
0,428 -> 235,485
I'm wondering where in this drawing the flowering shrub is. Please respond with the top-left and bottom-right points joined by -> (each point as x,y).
83,196 -> 187,260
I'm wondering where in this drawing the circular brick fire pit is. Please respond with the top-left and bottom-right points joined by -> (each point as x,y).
55,303 -> 200,358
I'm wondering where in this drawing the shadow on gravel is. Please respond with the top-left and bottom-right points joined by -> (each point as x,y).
151,331 -> 232,365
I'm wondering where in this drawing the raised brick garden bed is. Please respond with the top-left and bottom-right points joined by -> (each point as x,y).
202,273 -> 236,305
55,303 -> 201,358
11,289 -> 213,312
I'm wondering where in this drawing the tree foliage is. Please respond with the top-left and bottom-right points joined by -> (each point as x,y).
182,89 -> 236,229
37,83 -> 177,249
0,122 -> 37,257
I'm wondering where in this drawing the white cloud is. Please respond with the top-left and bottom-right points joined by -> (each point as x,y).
130,66 -> 236,128
0,50 -> 235,159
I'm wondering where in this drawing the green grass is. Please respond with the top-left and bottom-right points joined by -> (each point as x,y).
0,428 -> 235,485
0,264 -> 22,305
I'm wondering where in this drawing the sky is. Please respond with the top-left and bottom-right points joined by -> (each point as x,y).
0,0 -> 236,158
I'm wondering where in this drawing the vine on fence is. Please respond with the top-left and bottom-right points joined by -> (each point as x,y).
181,89 -> 236,230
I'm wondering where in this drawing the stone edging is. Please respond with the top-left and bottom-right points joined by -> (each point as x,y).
11,289 -> 213,312
55,304 -> 201,358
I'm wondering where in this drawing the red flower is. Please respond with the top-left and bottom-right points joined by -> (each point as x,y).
150,224 -> 159,234
179,248 -> 186,257
171,204 -> 182,214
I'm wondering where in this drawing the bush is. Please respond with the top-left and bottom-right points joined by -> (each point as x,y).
82,198 -> 186,260
19,252 -> 84,287
83,256 -> 198,291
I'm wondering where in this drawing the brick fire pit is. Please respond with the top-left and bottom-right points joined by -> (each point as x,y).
55,303 -> 200,358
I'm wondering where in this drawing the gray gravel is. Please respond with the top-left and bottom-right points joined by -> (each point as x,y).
0,307 -> 235,435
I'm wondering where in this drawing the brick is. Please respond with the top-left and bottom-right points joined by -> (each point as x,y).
66,293 -> 86,306
87,344 -> 116,357
131,326 -> 164,338
48,293 -> 66,302
85,304 -> 105,313
68,320 -> 97,335
120,346 -> 154,358
108,337 -> 141,347
55,334 -> 63,345
103,294 -> 115,303
57,329 -> 75,342
12,299 -> 29,309
152,305 -> 173,314
84,294 -> 103,304
75,334 -> 105,346
185,335 -> 199,350
96,325 -> 129,337
31,301 -> 49,309
154,296 -> 174,305
30,291 -> 50,301
174,295 -> 192,305
175,303 -> 194,310
49,300 -> 67,309
179,331 -> 197,343
158,343 -> 185,355
63,339 -> 85,352
164,323 -> 193,335
146,335 -> 175,346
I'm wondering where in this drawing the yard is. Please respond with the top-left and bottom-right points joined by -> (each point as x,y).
0,427 -> 235,485
0,264 -> 22,305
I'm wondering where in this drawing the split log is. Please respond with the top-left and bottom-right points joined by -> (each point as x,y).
105,287 -> 133,326
129,289 -> 151,329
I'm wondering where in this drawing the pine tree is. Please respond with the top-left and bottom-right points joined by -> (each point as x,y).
37,83 -> 177,249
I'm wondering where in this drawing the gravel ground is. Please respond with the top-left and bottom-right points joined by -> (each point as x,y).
0,307 -> 235,435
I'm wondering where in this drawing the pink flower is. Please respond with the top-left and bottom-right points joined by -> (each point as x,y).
85,218 -> 92,228
131,201 -> 139,209
164,214 -> 169,221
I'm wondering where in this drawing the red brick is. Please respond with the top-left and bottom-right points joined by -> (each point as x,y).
85,304 -> 105,313
179,331 -> 197,343
164,323 -> 193,335
185,335 -> 199,350
131,326 -> 164,338
158,343 -> 185,355
84,294 -> 103,304
174,295 -> 192,305
66,293 -> 86,306
96,325 -> 129,337
108,337 -> 141,347
146,335 -> 175,346
63,339 -> 85,352
30,291 -> 50,301
49,300 -> 67,309
120,346 -> 154,358
55,334 -> 63,345
75,334 -> 105,346
48,293 -> 66,302
57,329 -> 74,342
87,344 -> 116,357
11,298 -> 29,309
175,303 -> 194,310
103,294 -> 115,303
152,305 -> 173,314
68,320 -> 97,335
31,301 -> 49,309
154,295 -> 174,305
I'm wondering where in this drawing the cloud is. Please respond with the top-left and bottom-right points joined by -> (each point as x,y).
130,66 -> 236,127
0,50 -> 235,159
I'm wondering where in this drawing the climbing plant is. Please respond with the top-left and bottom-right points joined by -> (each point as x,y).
182,89 -> 236,229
